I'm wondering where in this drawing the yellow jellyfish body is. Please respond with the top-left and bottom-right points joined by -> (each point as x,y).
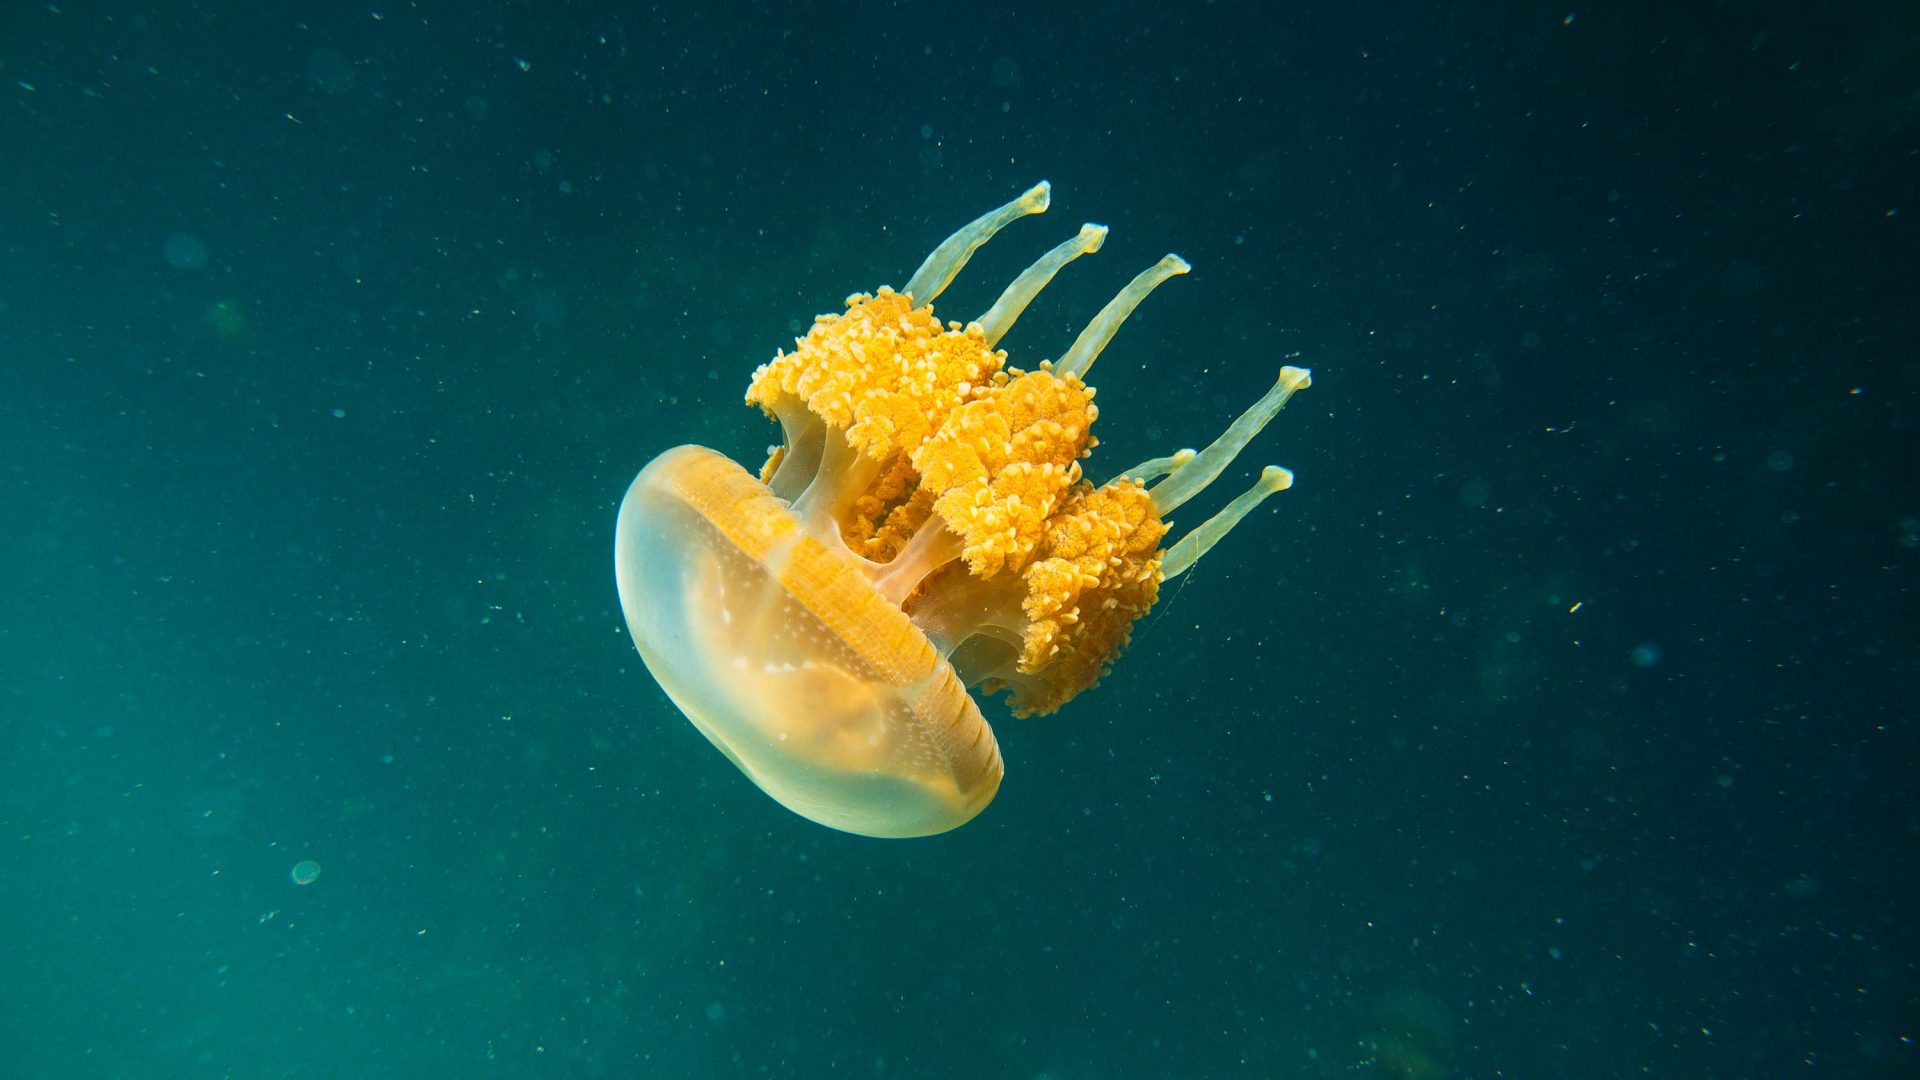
614,182 -> 1312,838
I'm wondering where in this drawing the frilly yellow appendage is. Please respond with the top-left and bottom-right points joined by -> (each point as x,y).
747,287 -> 1004,463
997,480 -> 1167,715
738,183 -> 1311,717
913,365 -> 1095,578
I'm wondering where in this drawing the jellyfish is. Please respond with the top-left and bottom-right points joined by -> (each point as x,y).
615,182 -> 1312,837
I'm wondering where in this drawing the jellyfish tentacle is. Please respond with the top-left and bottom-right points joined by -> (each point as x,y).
903,181 -> 1051,307
977,223 -> 1108,346
1148,365 -> 1311,514
1160,465 -> 1294,579
1109,447 -> 1195,487
1052,254 -> 1190,381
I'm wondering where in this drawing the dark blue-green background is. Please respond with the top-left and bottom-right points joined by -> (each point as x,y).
4,2 -> 1915,1077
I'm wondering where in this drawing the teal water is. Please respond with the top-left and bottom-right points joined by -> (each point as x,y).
3,2 -> 1915,1077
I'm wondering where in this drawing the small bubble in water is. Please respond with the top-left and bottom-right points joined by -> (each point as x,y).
290,860 -> 322,885
332,408 -> 346,419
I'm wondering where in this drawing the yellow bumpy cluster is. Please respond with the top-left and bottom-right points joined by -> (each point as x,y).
746,288 -> 999,461
999,480 -> 1166,715
912,368 -> 1095,577
746,290 -> 1167,715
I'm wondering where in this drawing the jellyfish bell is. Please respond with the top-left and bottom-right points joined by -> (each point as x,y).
614,182 -> 1312,838
616,444 -> 1002,838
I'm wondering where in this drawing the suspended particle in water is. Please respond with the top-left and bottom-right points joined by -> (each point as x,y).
290,860 -> 322,886
205,299 -> 246,337
164,232 -> 209,270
